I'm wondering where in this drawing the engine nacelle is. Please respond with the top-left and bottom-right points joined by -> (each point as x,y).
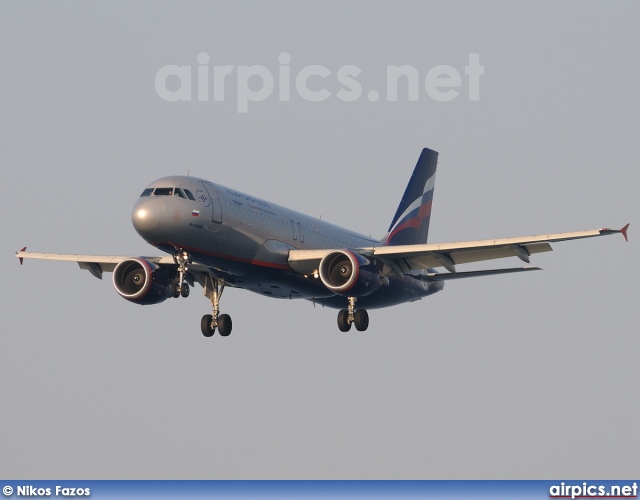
112,258 -> 173,305
318,250 -> 382,297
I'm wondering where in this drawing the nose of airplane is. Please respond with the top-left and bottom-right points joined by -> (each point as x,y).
131,198 -> 166,241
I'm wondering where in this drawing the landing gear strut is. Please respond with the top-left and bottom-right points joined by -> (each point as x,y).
173,249 -> 191,298
201,274 -> 232,337
337,297 -> 369,332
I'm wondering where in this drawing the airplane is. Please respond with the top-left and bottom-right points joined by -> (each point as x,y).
16,148 -> 629,336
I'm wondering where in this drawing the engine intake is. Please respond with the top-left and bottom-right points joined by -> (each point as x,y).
318,250 -> 382,297
112,258 -> 173,305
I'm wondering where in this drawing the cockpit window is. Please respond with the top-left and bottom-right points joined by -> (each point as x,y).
141,187 -> 192,198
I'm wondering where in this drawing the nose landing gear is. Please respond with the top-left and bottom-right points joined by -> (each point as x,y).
173,281 -> 190,298
337,297 -> 369,332
200,274 -> 232,337
173,249 -> 191,298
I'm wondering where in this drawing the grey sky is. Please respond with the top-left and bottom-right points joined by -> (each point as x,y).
1,1 -> 638,479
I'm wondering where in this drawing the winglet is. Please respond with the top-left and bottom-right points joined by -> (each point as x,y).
620,223 -> 629,242
600,224 -> 630,241
17,246 -> 27,265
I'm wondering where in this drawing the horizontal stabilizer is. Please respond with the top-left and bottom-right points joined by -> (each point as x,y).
413,266 -> 541,282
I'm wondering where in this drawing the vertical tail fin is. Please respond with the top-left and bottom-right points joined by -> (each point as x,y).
385,148 -> 438,246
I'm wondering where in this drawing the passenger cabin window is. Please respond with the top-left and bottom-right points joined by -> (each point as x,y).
140,188 -> 154,197
183,189 -> 196,201
154,187 -> 173,196
174,188 -> 186,199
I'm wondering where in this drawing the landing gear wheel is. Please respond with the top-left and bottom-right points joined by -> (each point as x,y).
354,309 -> 369,331
337,309 -> 351,332
173,283 -> 181,298
218,314 -> 232,336
201,314 -> 215,337
180,282 -> 190,298
202,274 -> 230,336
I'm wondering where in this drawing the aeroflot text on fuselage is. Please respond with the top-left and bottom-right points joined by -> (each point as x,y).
155,52 -> 485,112
225,188 -> 272,208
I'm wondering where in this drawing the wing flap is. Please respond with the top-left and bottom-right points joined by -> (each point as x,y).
405,242 -> 552,268
414,266 -> 541,282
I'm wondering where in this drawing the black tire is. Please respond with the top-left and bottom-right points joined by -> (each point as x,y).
218,314 -> 232,336
201,314 -> 215,337
354,309 -> 369,331
173,283 -> 181,298
181,282 -> 190,298
337,309 -> 351,332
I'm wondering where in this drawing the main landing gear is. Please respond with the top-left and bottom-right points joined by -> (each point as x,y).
200,275 -> 232,337
337,297 -> 369,332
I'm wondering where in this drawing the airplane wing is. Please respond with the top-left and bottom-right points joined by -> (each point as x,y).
288,224 -> 629,276
14,249 -> 210,281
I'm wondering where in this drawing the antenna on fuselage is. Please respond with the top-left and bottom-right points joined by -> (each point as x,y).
186,169 -> 190,176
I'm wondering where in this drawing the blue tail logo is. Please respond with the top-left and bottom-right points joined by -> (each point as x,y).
386,148 -> 438,246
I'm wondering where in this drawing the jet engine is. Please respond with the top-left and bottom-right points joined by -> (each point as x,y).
318,250 -> 382,297
112,258 -> 174,305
